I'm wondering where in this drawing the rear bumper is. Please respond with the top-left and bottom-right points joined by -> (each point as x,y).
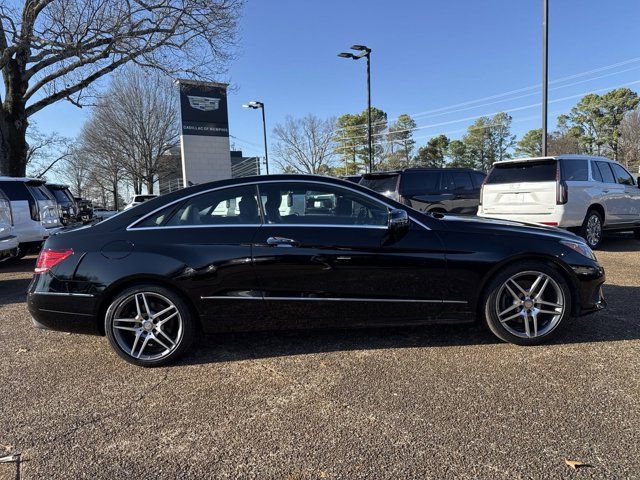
478,205 -> 583,228
27,291 -> 101,335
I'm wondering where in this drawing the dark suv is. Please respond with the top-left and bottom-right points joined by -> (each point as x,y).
359,168 -> 486,215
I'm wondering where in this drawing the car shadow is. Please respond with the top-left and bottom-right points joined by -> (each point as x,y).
176,283 -> 640,367
0,256 -> 36,305
599,232 -> 640,252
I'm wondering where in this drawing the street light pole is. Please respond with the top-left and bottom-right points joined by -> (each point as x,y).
338,44 -> 373,173
542,0 -> 549,156
243,101 -> 269,174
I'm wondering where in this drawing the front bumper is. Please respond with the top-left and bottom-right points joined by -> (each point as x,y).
571,264 -> 606,316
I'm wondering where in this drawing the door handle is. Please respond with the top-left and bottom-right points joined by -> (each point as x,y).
266,236 -> 299,247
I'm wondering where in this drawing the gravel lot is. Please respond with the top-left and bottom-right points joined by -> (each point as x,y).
1,235 -> 639,479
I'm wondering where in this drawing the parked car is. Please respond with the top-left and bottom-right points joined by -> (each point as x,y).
74,198 -> 94,224
0,177 -> 62,255
44,183 -> 77,226
0,188 -> 18,261
124,194 -> 157,210
29,174 -> 605,367
92,207 -> 119,221
360,168 -> 486,215
478,155 -> 640,249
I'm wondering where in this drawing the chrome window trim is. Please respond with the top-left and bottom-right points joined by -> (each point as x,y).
201,295 -> 466,304
127,179 -> 431,231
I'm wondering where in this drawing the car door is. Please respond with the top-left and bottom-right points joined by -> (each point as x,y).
609,162 -> 640,224
449,171 -> 478,214
594,161 -> 625,224
251,180 -> 447,328
127,184 -> 265,330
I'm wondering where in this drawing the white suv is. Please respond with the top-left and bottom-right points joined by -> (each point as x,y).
478,155 -> 640,249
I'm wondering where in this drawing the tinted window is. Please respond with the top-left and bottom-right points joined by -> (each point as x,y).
471,172 -> 486,188
560,159 -> 588,181
259,182 -> 388,226
48,187 -> 73,203
0,181 -> 30,201
137,185 -> 260,227
398,171 -> 440,195
596,162 -> 616,183
28,185 -> 51,201
590,161 -> 603,182
360,174 -> 399,194
486,161 -> 556,184
451,172 -> 474,190
611,163 -> 634,186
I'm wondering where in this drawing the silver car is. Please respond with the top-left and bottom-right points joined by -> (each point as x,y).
0,177 -> 62,255
0,188 -> 18,261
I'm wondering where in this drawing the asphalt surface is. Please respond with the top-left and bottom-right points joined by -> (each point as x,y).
1,236 -> 639,479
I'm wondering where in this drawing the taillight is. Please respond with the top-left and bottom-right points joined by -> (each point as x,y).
556,165 -> 568,204
479,172 -> 489,206
35,248 -> 74,274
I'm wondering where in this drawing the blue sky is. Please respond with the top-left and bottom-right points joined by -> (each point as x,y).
33,0 -> 640,161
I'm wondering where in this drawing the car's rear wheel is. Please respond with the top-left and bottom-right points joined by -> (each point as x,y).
104,285 -> 195,367
483,262 -> 573,345
580,210 -> 603,249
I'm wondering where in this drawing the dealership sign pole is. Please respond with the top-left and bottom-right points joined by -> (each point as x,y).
178,79 -> 232,186
542,0 -> 549,156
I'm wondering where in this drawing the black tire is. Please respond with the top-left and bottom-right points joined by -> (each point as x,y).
104,284 -> 195,367
482,261 -> 573,346
580,209 -> 603,249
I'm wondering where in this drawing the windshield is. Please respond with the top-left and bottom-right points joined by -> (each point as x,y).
486,160 -> 557,184
360,174 -> 399,194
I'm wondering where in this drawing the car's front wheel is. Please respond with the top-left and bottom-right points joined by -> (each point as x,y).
483,262 -> 573,345
104,285 -> 195,367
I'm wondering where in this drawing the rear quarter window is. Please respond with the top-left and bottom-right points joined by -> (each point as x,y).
560,159 -> 588,181
399,171 -> 440,195
486,161 -> 556,184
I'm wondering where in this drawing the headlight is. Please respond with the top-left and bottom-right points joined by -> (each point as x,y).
560,240 -> 596,260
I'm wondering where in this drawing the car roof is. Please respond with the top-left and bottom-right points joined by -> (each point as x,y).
493,154 -> 614,166
362,167 -> 484,177
0,176 -> 44,183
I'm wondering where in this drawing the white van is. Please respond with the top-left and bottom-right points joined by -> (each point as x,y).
0,177 -> 62,255
0,188 -> 18,261
478,155 -> 640,248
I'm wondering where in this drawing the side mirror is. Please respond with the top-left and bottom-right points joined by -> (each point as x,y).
388,209 -> 410,233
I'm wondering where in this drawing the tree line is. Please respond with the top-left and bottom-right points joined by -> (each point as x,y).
272,87 -> 640,176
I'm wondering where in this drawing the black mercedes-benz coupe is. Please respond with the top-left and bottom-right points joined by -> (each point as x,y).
28,175 -> 606,366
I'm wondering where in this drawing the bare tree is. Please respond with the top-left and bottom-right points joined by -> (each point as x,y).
61,146 -> 91,197
273,115 -> 336,174
83,67 -> 179,194
25,124 -> 71,177
0,0 -> 242,177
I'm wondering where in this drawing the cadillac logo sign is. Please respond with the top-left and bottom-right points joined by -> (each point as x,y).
187,95 -> 221,111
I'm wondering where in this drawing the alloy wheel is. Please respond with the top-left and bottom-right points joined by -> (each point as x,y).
110,292 -> 184,360
494,270 -> 565,339
586,214 -> 602,248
